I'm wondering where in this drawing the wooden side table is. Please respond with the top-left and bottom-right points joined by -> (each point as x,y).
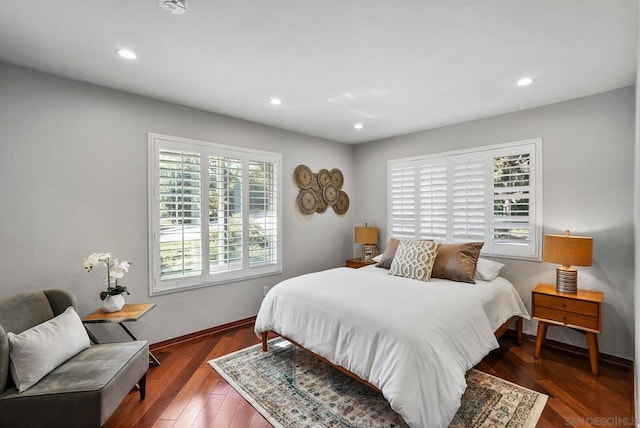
83,303 -> 160,366
531,283 -> 603,375
346,258 -> 376,269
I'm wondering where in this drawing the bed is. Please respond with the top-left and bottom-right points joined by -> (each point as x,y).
254,263 -> 529,428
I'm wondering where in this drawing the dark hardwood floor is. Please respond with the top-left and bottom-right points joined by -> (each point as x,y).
106,324 -> 633,428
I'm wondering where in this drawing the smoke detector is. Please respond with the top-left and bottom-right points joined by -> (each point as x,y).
159,0 -> 186,15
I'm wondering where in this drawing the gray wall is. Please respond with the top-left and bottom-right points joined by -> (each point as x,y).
0,62 -> 355,344
355,87 -> 636,359
634,8 -> 639,419
1,60 -> 634,360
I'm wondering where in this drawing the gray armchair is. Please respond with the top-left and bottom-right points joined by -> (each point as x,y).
0,289 -> 149,428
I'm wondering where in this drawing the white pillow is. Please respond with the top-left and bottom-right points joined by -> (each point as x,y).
372,254 -> 383,262
474,258 -> 505,281
8,306 -> 90,392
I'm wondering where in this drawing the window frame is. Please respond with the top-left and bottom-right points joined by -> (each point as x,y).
387,138 -> 542,261
148,133 -> 283,296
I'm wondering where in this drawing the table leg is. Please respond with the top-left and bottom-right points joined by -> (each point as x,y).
586,332 -> 600,376
515,317 -> 523,344
118,322 -> 138,340
534,321 -> 548,358
119,322 -> 161,366
85,326 -> 100,344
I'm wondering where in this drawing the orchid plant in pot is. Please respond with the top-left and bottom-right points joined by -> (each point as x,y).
84,252 -> 132,313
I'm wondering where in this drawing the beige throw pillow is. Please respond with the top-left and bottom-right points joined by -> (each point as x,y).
388,239 -> 440,281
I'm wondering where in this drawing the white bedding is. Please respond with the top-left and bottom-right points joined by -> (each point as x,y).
254,265 -> 529,428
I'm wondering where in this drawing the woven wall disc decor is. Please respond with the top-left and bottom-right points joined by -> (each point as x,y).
311,173 -> 321,193
315,192 -> 328,213
317,169 -> 331,188
297,189 -> 317,215
294,165 -> 313,189
322,183 -> 338,206
333,191 -> 349,215
294,165 -> 348,215
329,168 -> 344,189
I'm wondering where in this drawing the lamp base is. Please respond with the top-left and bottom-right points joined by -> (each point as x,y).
360,244 -> 377,261
555,266 -> 577,293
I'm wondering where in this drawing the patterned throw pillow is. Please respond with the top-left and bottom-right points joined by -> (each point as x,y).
388,239 -> 441,281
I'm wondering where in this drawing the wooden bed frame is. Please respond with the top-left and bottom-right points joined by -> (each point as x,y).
261,315 -> 523,393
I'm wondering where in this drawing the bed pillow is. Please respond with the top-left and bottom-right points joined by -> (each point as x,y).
474,258 -> 505,281
8,306 -> 90,392
388,239 -> 440,281
431,242 -> 484,284
375,238 -> 400,269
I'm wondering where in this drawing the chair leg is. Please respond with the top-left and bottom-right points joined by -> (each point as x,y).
139,373 -> 147,400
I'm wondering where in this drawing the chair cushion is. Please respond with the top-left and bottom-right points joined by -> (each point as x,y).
0,341 -> 149,427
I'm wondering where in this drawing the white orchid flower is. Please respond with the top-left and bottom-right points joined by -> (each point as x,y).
108,259 -> 123,279
97,252 -> 112,262
85,252 -> 104,271
119,260 -> 132,271
85,252 -> 132,291
84,252 -> 113,271
110,270 -> 125,280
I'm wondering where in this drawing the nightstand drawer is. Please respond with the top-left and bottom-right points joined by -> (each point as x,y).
533,293 -> 599,316
533,306 -> 599,331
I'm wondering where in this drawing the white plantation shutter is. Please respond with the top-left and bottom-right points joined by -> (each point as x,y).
388,139 -> 541,260
248,159 -> 279,267
208,156 -> 243,273
158,149 -> 203,279
491,150 -> 535,258
452,157 -> 485,242
418,162 -> 448,240
390,163 -> 417,238
149,134 -> 282,295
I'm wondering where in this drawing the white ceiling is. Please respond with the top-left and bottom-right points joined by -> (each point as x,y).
0,1 -> 636,144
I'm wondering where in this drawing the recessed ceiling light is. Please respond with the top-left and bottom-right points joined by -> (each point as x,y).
158,0 -> 187,14
270,98 -> 282,106
517,77 -> 533,87
116,49 -> 137,60
354,123 -> 364,130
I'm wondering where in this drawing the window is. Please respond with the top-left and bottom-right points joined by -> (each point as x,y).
148,133 -> 282,295
388,138 -> 542,260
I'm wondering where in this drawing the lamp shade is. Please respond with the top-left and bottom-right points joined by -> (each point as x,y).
354,226 -> 378,244
543,233 -> 593,266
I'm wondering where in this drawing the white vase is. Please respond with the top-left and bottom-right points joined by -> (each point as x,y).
101,294 -> 125,313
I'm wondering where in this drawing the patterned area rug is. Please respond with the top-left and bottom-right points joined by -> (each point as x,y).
208,338 -> 547,428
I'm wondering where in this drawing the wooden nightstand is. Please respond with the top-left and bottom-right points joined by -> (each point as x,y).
346,258 -> 376,269
531,283 -> 603,375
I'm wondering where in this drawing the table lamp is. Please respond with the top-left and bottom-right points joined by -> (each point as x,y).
355,224 -> 378,260
543,230 -> 593,294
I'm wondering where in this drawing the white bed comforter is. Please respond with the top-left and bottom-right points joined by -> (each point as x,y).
254,266 -> 529,428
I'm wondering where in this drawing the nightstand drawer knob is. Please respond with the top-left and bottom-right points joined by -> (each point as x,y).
562,303 -> 566,308
562,316 -> 567,321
